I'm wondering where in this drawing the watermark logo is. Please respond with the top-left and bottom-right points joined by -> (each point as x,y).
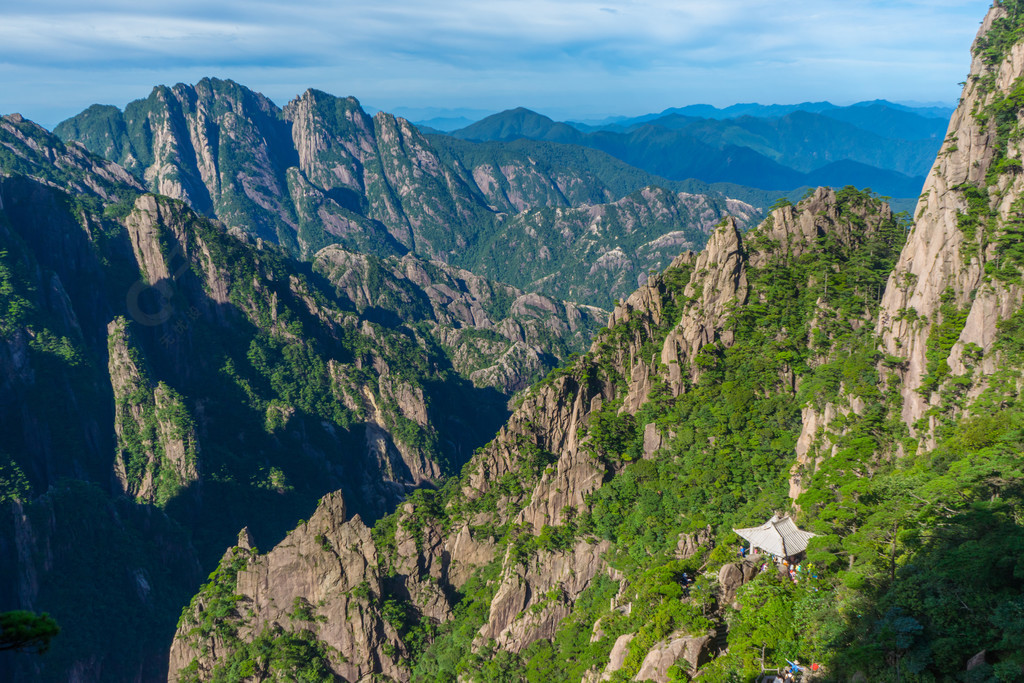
124,240 -> 202,347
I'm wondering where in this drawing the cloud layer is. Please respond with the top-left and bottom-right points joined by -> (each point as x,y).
0,0 -> 990,128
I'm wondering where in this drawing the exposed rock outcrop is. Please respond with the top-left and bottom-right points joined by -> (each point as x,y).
477,538 -> 612,652
169,492 -> 409,682
108,317 -> 200,504
661,218 -> 748,391
633,632 -> 713,681
600,633 -> 635,680
877,5 -> 1024,432
166,181 -> 913,681
718,560 -> 760,610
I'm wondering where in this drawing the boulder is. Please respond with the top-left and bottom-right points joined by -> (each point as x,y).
675,526 -> 713,560
633,633 -> 712,682
600,633 -> 634,680
718,560 -> 758,608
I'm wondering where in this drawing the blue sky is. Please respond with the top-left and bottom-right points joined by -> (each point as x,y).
0,0 -> 992,129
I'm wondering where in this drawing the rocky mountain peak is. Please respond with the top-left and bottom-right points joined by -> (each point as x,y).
658,216 -> 748,389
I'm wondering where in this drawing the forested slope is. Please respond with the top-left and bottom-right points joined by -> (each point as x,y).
171,3 -> 1024,679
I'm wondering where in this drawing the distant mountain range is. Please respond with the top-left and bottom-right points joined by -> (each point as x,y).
441,100 -> 949,201
566,99 -> 953,129
53,80 -> 760,309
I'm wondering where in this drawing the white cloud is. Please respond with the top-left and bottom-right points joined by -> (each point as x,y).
0,0 -> 991,128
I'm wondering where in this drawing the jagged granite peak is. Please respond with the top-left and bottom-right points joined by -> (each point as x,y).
57,82 -> 495,261
450,189 -> 903,676
877,2 -> 1024,434
1,119 -> 528,680
282,89 -> 376,198
748,186 -> 894,265
367,108 -> 492,255
14,5 -> 1024,680
56,81 -> 761,307
168,492 -> 412,682
660,216 -> 748,390
56,78 -> 300,243
475,537 -> 614,653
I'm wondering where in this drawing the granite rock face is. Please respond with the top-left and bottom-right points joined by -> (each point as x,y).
164,176 -> 949,680
0,115 -> 526,682
165,175 -> 917,681
633,632 -> 713,681
108,317 -> 200,504
877,5 -> 1024,433
660,217 -> 748,391
477,538 -> 613,653
169,493 -> 409,682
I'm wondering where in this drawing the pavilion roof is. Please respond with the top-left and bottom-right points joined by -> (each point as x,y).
733,514 -> 816,557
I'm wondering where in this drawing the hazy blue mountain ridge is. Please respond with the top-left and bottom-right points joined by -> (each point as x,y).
452,100 -> 941,201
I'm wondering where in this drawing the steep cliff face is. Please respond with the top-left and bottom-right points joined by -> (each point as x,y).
68,4 -> 1024,680
282,89 -> 492,258
55,83 -> 497,261
0,116 -> 523,682
0,119 -> 210,681
659,217 -> 748,391
54,80 -> 298,245
108,317 -> 200,505
877,4 -> 1024,434
168,494 -> 409,682
108,192 -> 510,525
0,482 -> 202,683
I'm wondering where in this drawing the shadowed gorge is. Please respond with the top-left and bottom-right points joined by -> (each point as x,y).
0,112 -> 598,680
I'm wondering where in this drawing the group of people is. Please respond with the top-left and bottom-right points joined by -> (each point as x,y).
760,660 -> 810,683
741,546 -> 818,585
782,559 -> 814,584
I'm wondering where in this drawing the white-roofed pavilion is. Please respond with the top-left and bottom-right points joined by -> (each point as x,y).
733,514 -> 816,558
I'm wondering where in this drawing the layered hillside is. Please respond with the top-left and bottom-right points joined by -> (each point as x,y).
313,247 -> 604,392
169,6 -> 1024,679
465,187 -> 759,308
55,84 -> 758,309
429,135 -> 794,217
0,112 -> 606,681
